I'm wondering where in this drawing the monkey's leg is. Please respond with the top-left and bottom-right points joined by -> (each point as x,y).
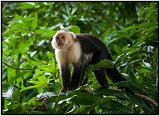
69,65 -> 84,91
60,66 -> 70,92
90,52 -> 109,87
106,67 -> 126,83
94,68 -> 108,87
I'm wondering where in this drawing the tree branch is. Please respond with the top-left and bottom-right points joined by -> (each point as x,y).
135,93 -> 158,108
2,61 -> 35,70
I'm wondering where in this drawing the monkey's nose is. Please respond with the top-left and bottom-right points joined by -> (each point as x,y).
57,38 -> 63,46
57,39 -> 60,43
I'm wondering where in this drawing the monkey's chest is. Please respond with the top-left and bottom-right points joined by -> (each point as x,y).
55,42 -> 81,66
67,43 -> 81,64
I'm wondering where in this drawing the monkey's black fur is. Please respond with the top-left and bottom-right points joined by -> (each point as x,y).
65,34 -> 125,91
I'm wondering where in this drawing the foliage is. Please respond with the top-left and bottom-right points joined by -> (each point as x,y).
2,2 -> 158,114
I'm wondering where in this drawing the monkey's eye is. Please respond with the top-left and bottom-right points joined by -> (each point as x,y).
61,35 -> 65,39
56,37 -> 59,40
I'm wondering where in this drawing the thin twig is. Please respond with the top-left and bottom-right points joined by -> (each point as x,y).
2,61 -> 35,70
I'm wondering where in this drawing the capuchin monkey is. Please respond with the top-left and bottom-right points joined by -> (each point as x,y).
51,29 -> 128,92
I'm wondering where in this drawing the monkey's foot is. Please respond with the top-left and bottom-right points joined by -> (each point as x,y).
69,86 -> 79,91
60,88 -> 69,93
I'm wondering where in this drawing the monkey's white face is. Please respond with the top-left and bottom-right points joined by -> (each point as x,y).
51,30 -> 76,49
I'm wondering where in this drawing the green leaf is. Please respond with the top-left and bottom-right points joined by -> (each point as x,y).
121,25 -> 136,32
7,68 -> 16,85
68,25 -> 80,33
113,44 -> 122,55
35,29 -> 55,38
137,22 -> 155,29
108,100 -> 133,114
84,59 -> 114,77
101,29 -> 116,41
80,97 -> 112,114
21,85 -> 40,92
38,76 -> 48,85
18,2 -> 36,9
31,13 -> 38,31
71,91 -> 101,105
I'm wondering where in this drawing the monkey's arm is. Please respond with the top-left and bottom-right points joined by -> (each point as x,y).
60,66 -> 70,92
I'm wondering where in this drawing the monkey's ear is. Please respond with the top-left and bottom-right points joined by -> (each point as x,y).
70,32 -> 77,40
